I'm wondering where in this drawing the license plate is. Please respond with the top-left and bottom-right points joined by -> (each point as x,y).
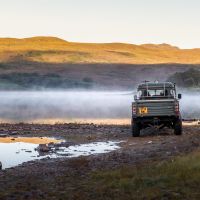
139,107 -> 148,114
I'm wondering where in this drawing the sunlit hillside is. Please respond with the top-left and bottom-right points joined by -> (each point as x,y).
1,36 -> 200,64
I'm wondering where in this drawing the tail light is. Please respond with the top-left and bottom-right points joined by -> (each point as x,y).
132,104 -> 137,115
175,102 -> 179,114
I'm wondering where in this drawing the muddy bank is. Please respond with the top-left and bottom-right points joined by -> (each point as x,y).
0,123 -> 130,143
0,123 -> 200,199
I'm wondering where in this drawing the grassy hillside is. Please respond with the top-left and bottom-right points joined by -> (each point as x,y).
1,36 -> 200,64
0,36 -> 200,89
168,68 -> 200,88
0,72 -> 94,90
0,62 -> 195,90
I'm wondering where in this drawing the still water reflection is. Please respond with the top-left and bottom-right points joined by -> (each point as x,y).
0,137 -> 121,169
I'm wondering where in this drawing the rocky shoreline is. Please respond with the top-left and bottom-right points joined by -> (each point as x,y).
0,123 -> 200,199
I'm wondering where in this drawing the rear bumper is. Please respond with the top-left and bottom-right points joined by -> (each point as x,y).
132,115 -> 181,127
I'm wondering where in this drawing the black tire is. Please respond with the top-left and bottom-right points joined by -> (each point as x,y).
174,119 -> 182,135
131,120 -> 140,137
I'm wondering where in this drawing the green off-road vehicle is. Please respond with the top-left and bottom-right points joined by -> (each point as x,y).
131,81 -> 182,137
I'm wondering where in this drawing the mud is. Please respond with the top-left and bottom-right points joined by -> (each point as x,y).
0,123 -> 200,199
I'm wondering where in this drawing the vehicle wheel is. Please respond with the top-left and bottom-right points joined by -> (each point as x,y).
131,120 -> 140,137
174,119 -> 182,135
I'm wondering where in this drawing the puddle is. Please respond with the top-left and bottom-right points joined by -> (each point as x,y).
55,141 -> 121,157
0,138 -> 121,170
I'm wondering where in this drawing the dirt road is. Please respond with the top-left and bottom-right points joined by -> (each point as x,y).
0,123 -> 200,199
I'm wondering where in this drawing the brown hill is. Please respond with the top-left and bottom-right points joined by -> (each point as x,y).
0,36 -> 200,64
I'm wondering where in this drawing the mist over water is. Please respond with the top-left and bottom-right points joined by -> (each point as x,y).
0,91 -> 198,123
180,93 -> 200,119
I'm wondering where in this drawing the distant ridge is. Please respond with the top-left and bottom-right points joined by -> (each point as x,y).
0,36 -> 68,45
140,43 -> 179,50
23,36 -> 67,42
0,36 -> 200,64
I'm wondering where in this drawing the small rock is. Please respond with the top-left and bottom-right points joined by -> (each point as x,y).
36,144 -> 50,152
166,151 -> 171,155
10,131 -> 18,135
114,134 -> 118,138
55,147 -> 60,151
0,134 -> 8,138
87,135 -> 92,140
25,150 -> 32,153
48,142 -> 55,148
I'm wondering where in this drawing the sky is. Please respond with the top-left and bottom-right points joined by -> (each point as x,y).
0,0 -> 200,48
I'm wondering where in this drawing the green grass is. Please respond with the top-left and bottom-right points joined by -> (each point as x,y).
88,151 -> 200,199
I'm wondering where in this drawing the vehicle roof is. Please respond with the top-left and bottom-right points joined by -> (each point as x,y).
137,82 -> 175,90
